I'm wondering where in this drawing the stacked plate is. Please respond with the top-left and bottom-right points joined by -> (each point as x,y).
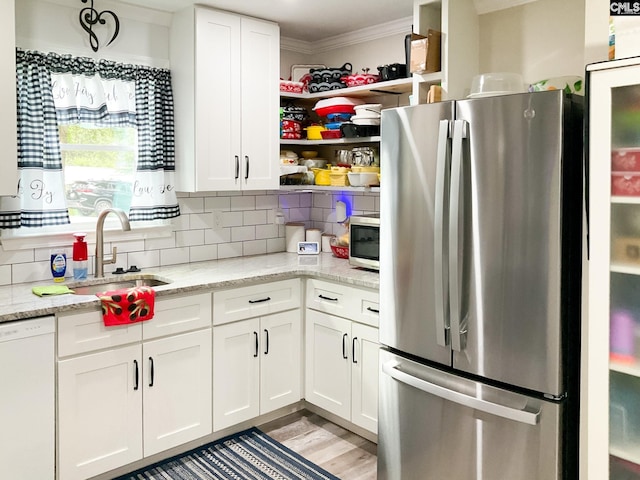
350,104 -> 382,126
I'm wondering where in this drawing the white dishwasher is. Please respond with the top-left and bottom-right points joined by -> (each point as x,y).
0,316 -> 55,480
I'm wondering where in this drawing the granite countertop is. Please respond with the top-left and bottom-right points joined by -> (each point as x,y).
0,252 -> 380,323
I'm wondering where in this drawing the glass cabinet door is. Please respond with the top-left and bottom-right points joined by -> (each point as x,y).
588,59 -> 640,480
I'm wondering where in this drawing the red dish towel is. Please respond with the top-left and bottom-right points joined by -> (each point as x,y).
97,286 -> 155,326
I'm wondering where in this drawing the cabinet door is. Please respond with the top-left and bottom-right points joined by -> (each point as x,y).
57,345 -> 143,480
194,7 -> 241,191
0,0 -> 17,196
305,309 -> 351,419
351,323 -> 379,434
260,309 -> 302,414
143,329 -> 212,456
213,318 -> 260,431
239,16 -> 279,190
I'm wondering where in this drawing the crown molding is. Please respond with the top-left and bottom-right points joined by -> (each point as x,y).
30,0 -> 173,26
281,16 -> 413,54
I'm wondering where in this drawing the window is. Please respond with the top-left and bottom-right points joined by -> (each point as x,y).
60,125 -> 137,220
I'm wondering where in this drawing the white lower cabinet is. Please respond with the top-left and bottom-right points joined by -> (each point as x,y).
212,280 -> 301,431
305,280 -> 380,434
56,293 -> 212,480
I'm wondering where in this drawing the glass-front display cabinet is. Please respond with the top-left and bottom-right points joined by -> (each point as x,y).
586,57 -> 640,480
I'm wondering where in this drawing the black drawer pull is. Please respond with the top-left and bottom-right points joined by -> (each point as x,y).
254,331 -> 259,357
149,357 -> 155,387
352,337 -> 358,364
319,294 -> 338,302
367,307 -> 380,314
264,329 -> 269,355
342,333 -> 348,359
133,359 -> 139,391
249,297 -> 271,304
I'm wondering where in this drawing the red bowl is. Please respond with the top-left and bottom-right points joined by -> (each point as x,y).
330,244 -> 349,259
321,129 -> 342,140
315,105 -> 357,117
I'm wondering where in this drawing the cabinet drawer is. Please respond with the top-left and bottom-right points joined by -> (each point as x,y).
57,308 -> 142,358
142,292 -> 212,340
306,279 -> 379,327
213,279 -> 301,325
58,293 -> 213,357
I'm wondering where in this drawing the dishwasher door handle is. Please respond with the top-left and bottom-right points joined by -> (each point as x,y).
382,361 -> 540,426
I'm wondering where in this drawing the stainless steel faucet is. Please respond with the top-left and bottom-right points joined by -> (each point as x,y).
95,208 -> 131,278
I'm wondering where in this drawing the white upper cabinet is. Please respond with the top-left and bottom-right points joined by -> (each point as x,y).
171,6 -> 280,192
0,0 -> 18,196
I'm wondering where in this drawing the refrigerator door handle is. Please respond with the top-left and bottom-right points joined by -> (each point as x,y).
434,119 -> 451,347
382,360 -> 540,426
449,119 -> 467,352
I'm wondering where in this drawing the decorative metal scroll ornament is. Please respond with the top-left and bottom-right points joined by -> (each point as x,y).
79,0 -> 120,52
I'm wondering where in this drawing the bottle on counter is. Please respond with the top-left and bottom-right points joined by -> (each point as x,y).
50,251 -> 67,283
72,233 -> 88,281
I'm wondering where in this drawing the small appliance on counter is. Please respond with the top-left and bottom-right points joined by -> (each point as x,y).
348,214 -> 380,270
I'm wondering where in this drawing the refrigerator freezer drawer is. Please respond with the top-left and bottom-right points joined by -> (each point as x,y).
378,349 -> 563,480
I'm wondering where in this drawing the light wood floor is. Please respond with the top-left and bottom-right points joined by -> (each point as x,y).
260,410 -> 377,480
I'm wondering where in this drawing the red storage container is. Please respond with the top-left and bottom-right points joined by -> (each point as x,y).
612,172 -> 640,196
612,148 -> 640,171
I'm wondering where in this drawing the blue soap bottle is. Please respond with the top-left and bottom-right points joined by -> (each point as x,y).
50,251 -> 67,283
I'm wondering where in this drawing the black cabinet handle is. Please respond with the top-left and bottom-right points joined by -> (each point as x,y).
149,357 -> 154,387
319,294 -> 338,302
249,297 -> 271,304
342,333 -> 348,359
352,337 -> 358,364
245,155 -> 250,180
133,359 -> 139,390
264,329 -> 269,355
367,307 -> 380,314
254,331 -> 259,357
235,155 -> 240,180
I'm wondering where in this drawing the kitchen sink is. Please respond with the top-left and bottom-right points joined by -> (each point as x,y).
69,276 -> 171,295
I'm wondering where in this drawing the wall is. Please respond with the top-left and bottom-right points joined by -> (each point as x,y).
478,0 -> 586,83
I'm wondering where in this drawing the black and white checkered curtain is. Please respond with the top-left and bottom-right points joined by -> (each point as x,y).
0,50 -> 180,229
0,50 -> 71,228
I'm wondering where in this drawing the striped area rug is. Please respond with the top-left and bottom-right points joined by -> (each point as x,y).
114,427 -> 340,480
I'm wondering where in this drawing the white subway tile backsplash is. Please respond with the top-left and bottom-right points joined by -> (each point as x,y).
145,234 -> 176,250
243,209 -> 267,226
231,196 -> 256,211
0,191 -> 379,286
267,237 -> 286,253
353,195 -> 375,212
204,196 -> 231,211
0,265 -> 11,286
205,228 -> 231,244
128,249 -> 160,269
160,247 -> 190,266
189,213 -> 214,230
180,197 -> 205,214
176,229 -> 205,247
243,239 -> 267,256
231,226 -> 256,242
218,242 -> 243,259
256,224 -> 279,239
189,244 -> 218,263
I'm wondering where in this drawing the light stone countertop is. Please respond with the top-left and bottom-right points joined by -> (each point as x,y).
0,252 -> 380,323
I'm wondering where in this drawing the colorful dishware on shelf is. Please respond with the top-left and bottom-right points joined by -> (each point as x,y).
341,68 -> 381,87
305,125 -> 327,140
321,129 -> 342,140
313,97 -> 365,117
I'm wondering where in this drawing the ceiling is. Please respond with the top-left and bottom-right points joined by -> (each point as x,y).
118,0 -> 416,42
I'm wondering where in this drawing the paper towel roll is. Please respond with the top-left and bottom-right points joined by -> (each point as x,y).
322,234 -> 335,253
306,228 -> 322,244
285,223 -> 305,252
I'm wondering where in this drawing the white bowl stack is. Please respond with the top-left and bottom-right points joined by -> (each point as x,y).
351,104 -> 382,126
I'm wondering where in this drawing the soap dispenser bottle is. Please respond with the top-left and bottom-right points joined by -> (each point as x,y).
72,233 -> 88,280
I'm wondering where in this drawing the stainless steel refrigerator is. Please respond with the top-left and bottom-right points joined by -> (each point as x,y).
378,90 -> 583,480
